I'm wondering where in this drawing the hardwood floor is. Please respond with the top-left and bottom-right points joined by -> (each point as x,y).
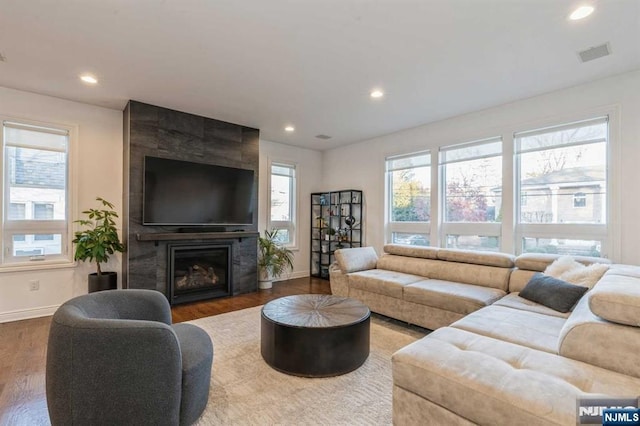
0,277 -> 330,425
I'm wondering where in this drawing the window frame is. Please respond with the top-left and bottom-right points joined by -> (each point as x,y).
439,137 -> 503,252
514,115 -> 611,257
1,116 -> 76,271
385,150 -> 432,246
267,160 -> 297,249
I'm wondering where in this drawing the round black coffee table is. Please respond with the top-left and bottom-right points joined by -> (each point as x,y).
261,294 -> 370,377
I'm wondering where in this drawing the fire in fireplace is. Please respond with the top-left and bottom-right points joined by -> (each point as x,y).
168,243 -> 232,304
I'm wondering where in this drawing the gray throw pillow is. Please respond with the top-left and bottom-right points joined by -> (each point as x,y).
520,273 -> 588,313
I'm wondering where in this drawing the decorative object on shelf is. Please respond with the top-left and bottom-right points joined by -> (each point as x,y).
258,229 -> 294,290
310,190 -> 363,279
73,197 -> 125,293
344,215 -> 356,228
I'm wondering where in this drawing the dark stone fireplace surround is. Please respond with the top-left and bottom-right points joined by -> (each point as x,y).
122,101 -> 260,302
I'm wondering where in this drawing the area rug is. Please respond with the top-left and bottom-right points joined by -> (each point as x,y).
189,306 -> 427,425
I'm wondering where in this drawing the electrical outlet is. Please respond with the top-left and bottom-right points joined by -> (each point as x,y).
29,280 -> 40,291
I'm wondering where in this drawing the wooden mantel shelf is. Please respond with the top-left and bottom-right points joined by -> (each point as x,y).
136,231 -> 260,243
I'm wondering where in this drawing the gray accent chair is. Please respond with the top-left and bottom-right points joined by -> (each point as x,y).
46,289 -> 213,426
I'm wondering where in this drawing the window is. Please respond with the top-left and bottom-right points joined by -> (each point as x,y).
573,192 -> 587,208
516,116 -> 608,257
2,120 -> 71,266
269,162 -> 296,246
440,137 -> 502,252
386,152 -> 431,246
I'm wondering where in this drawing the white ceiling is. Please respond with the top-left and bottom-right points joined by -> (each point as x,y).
0,1 -> 639,150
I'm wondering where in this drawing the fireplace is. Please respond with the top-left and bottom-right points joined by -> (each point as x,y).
168,243 -> 232,304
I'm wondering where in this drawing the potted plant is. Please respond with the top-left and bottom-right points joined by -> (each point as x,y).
73,197 -> 125,293
258,229 -> 294,290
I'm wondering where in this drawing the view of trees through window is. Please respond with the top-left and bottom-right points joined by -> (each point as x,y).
385,116 -> 609,256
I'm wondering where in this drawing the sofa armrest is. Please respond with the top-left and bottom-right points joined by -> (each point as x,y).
329,263 -> 349,296
334,247 -> 378,273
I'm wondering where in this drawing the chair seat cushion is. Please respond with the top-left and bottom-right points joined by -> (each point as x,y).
450,305 -> 566,353
348,269 -> 424,299
403,279 -> 505,315
173,323 -> 214,426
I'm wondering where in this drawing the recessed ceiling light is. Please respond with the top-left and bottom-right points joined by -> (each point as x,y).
284,126 -> 295,132
80,74 -> 98,84
569,5 -> 594,20
370,89 -> 384,99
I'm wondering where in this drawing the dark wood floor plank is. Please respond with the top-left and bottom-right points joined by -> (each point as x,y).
0,277 -> 330,424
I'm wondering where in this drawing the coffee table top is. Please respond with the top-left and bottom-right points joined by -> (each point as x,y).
262,294 -> 370,328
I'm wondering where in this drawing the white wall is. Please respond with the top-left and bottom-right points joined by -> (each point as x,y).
259,140 -> 324,279
323,70 -> 640,265
0,86 -> 122,322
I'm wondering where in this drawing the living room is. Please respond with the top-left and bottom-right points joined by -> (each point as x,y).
1,1 -> 639,425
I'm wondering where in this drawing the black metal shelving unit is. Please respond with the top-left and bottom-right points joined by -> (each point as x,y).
310,190 -> 363,279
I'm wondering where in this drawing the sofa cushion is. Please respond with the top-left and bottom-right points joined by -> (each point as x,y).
519,273 -> 588,313
436,249 -> 515,268
559,295 -> 640,378
335,247 -> 378,273
514,253 -> 610,272
383,244 -> 439,259
588,268 -> 640,326
492,293 -> 571,319
349,269 -> 423,299
392,327 -> 640,426
450,305 -> 566,353
403,279 -> 505,315
507,269 -> 538,293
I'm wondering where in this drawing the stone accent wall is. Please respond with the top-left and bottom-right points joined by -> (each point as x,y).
122,100 -> 259,297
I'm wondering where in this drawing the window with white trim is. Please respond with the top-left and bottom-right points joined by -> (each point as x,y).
269,162 -> 296,246
440,137 -> 502,252
386,151 -> 431,246
1,120 -> 71,266
515,116 -> 608,257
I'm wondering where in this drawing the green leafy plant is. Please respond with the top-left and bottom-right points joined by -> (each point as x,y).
258,229 -> 294,279
73,197 -> 125,275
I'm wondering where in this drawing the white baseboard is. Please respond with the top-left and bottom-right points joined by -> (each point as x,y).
0,304 -> 59,323
273,270 -> 310,282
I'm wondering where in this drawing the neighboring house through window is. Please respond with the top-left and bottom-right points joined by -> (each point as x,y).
516,116 -> 608,257
269,162 -> 296,246
1,120 -> 71,266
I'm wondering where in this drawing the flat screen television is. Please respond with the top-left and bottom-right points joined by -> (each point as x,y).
143,156 -> 255,226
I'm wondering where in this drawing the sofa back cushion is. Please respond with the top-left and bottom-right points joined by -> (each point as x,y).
558,295 -> 640,378
383,244 -> 438,259
514,253 -> 610,272
436,249 -> 515,268
376,255 -> 511,291
588,268 -> 640,327
335,247 -> 378,273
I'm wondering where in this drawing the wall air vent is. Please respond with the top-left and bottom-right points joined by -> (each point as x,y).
578,43 -> 611,63
315,134 -> 332,140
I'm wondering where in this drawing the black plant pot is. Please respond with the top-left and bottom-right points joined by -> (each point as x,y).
88,271 -> 118,293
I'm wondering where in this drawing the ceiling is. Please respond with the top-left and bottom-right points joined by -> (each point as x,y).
0,1 -> 639,150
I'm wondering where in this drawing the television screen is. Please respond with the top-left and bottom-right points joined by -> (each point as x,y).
143,156 -> 255,225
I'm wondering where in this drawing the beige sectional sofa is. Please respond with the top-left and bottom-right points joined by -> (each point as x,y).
329,244 -> 640,425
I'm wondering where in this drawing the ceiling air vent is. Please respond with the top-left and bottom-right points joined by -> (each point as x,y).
315,134 -> 332,140
578,43 -> 611,63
